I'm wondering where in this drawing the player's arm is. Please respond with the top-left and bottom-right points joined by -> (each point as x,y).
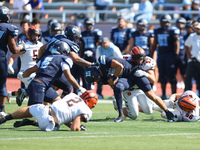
38,43 -> 48,58
173,34 -> 180,56
149,36 -> 154,56
68,51 -> 91,67
67,115 -> 82,131
145,69 -> 155,83
22,65 -> 39,78
7,51 -> 24,74
185,46 -> 192,60
122,37 -> 133,54
7,36 -> 22,54
150,35 -> 158,58
63,69 -> 80,90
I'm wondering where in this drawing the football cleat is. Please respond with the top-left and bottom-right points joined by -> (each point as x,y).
0,111 -> 7,117
16,88 -> 27,106
114,115 -> 124,122
13,118 -> 36,128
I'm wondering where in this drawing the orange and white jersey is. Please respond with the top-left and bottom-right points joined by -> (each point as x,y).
174,90 -> 199,122
123,55 -> 155,71
50,93 -> 92,125
20,40 -> 43,72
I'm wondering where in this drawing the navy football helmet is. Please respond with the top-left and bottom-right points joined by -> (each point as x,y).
50,41 -> 70,56
85,66 -> 101,84
65,25 -> 82,43
84,17 -> 95,32
160,14 -> 171,30
137,19 -> 148,32
0,6 -> 11,23
176,17 -> 186,29
50,22 -> 62,37
47,19 -> 58,31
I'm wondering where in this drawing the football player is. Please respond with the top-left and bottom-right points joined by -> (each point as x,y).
113,46 -> 156,120
153,90 -> 200,122
129,19 -> 154,56
151,14 -> 180,99
7,26 -> 43,104
0,91 -> 98,131
0,6 -> 25,115
85,48 -> 175,122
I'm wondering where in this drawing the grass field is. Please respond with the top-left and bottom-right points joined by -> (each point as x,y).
1,98 -> 200,150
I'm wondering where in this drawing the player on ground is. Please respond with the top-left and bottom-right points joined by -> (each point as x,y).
153,90 -> 199,122
0,91 -> 98,131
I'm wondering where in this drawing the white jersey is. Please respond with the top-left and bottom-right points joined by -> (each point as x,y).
50,93 -> 92,125
20,40 -> 43,72
174,91 -> 199,122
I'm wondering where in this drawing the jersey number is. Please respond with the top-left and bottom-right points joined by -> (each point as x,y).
32,49 -> 38,61
40,57 -> 53,68
66,97 -> 82,107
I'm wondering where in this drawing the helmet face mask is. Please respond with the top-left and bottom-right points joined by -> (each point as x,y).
84,17 -> 95,32
160,14 -> 171,31
137,19 -> 148,32
0,6 -> 11,23
50,22 -> 62,37
65,25 -> 82,43
27,26 -> 41,44
131,46 -> 146,65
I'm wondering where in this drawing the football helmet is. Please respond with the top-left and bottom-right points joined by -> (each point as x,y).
178,96 -> 196,112
47,19 -> 58,31
80,90 -> 98,109
176,17 -> 186,29
27,26 -> 41,43
85,66 -> 101,84
50,22 -> 62,37
185,20 -> 193,28
65,25 -> 82,43
131,46 -> 146,64
0,6 -> 11,23
74,22 -> 83,30
50,41 -> 70,56
84,17 -> 95,32
160,14 -> 171,31
137,19 -> 148,32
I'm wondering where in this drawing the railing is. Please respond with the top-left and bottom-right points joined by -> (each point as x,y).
10,9 -> 200,23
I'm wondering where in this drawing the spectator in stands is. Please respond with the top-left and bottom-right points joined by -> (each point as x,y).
191,0 -> 200,20
17,20 -> 30,42
184,23 -> 200,96
23,0 -> 48,19
181,0 -> 192,21
94,0 -> 113,21
12,0 -> 31,20
110,17 -> 135,54
96,37 -> 123,99
134,0 -> 153,21
31,17 -> 41,30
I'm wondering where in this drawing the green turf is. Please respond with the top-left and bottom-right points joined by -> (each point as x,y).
1,99 -> 200,150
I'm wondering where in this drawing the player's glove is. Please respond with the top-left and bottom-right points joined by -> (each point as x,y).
17,72 -> 24,80
80,125 -> 86,131
8,64 -> 14,74
165,109 -> 174,122
18,39 -> 26,52
77,87 -> 87,96
168,97 -> 177,108
134,70 -> 149,77
84,50 -> 93,57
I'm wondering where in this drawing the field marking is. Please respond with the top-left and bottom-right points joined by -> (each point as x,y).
0,133 -> 200,141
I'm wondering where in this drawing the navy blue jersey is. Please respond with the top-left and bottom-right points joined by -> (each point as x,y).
98,55 -> 136,84
179,30 -> 187,56
41,30 -> 51,43
154,27 -> 180,54
110,27 -> 133,52
131,30 -> 154,56
17,32 -> 28,42
81,29 -> 102,62
0,23 -> 18,59
40,34 -> 79,59
35,54 -> 73,86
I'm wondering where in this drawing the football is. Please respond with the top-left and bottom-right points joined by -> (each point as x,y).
178,96 -> 196,112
